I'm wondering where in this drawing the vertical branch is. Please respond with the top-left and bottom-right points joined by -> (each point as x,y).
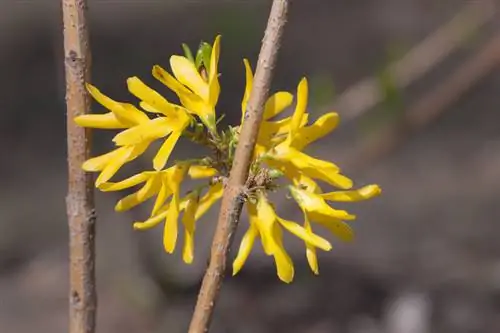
187,1 -> 290,333
62,1 -> 96,333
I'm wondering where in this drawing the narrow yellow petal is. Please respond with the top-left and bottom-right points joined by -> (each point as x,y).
153,130 -> 183,171
153,65 -> 207,118
263,91 -> 294,120
86,83 -> 149,125
95,146 -> 134,186
195,182 -> 223,220
208,35 -> 221,107
181,194 -> 199,264
188,165 -> 218,179
153,65 -> 192,95
163,194 -> 179,253
270,224 -> 294,283
289,186 -> 356,220
151,176 -> 173,216
274,147 -> 353,189
98,172 -> 151,192
112,117 -> 172,146
133,204 -> 169,230
94,143 -> 150,186
308,212 -> 354,242
241,59 -> 254,122
74,113 -> 127,129
303,214 -> 319,275
292,112 -> 339,150
321,184 -> 382,202
254,197 -> 277,255
82,149 -> 121,172
288,78 -> 309,141
170,55 -> 209,100
126,77 -> 173,116
233,223 -> 258,276
115,175 -> 161,212
278,218 -> 332,251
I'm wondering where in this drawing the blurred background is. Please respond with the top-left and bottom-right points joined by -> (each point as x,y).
1,0 -> 500,332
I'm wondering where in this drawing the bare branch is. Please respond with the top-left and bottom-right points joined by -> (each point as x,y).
347,33 -> 500,171
62,1 -> 96,333
186,1 -> 290,332
332,1 -> 495,123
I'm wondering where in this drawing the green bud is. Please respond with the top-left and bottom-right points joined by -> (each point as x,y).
195,42 -> 213,72
182,43 -> 195,64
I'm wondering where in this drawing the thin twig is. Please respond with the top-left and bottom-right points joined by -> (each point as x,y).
187,1 -> 290,332
331,0 -> 495,124
346,33 -> 500,171
62,1 -> 96,333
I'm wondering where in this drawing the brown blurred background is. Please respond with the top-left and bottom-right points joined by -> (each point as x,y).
1,0 -> 500,332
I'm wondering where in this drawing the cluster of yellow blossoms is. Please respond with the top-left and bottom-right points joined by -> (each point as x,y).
75,36 -> 381,283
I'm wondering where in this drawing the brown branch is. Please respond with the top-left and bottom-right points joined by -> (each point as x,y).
62,1 -> 96,333
331,0 -> 495,123
346,33 -> 500,171
186,1 -> 290,332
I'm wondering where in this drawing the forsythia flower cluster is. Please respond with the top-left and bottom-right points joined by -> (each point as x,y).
75,36 -> 381,283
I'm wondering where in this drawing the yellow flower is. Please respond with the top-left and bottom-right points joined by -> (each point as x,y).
75,80 -> 193,185
289,184 -> 381,274
240,59 -> 298,157
116,77 -> 192,170
131,181 -> 224,263
264,78 -> 353,189
75,84 -> 152,186
152,35 -> 221,133
233,192 -> 332,283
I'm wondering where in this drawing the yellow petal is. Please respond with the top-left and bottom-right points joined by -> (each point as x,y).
292,112 -> 339,150
86,83 -> 148,125
170,55 -> 209,100
195,182 -> 223,220
94,143 -> 150,186
152,65 -> 193,96
253,199 -> 276,255
263,91 -> 294,120
277,218 -> 332,251
153,65 -> 208,118
303,214 -> 319,275
274,147 -> 353,189
126,77 -> 173,116
162,164 -> 188,253
153,130 -> 183,171
133,204 -> 170,231
181,193 -> 199,264
308,212 -> 354,242
152,175 -> 173,216
270,224 -> 294,283
112,117 -> 173,146
321,184 -> 382,202
95,146 -> 134,186
241,59 -> 254,123
164,193 -> 179,253
98,172 -> 151,192
74,113 -> 128,129
115,175 -> 161,212
208,35 -> 221,107
232,223 -> 258,276
289,186 -> 356,220
188,165 -> 218,179
82,149 -> 121,172
288,78 -> 309,141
